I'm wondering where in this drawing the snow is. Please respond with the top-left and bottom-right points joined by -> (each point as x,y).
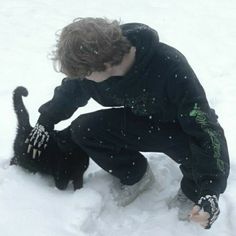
0,0 -> 236,235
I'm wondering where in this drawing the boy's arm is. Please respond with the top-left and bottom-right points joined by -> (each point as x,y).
167,60 -> 229,228
26,78 -> 90,158
37,78 -> 90,128
167,62 -> 229,198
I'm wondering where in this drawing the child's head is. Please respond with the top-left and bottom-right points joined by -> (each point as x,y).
52,17 -> 131,78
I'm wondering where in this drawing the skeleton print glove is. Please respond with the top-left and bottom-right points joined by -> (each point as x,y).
25,123 -> 50,158
196,195 -> 220,229
190,195 -> 220,229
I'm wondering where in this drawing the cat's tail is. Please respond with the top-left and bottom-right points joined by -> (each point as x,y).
13,86 -> 31,129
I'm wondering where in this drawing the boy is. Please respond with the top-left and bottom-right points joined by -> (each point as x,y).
26,17 -> 229,229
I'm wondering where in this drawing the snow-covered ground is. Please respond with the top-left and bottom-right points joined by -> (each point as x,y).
0,0 -> 236,235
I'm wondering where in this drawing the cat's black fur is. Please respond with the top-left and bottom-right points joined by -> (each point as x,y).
10,86 -> 89,190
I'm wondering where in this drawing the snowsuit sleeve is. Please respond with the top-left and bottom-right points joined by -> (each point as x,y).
37,78 -> 90,128
167,59 -> 230,199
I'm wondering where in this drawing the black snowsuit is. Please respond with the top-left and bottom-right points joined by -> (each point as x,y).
38,23 -> 229,203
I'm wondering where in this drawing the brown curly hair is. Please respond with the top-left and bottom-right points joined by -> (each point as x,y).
52,17 -> 132,78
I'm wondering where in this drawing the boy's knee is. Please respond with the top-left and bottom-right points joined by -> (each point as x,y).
70,111 -> 102,144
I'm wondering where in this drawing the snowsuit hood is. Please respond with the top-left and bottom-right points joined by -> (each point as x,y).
121,23 -> 160,76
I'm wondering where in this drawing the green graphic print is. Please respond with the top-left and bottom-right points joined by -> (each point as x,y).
189,103 -> 225,173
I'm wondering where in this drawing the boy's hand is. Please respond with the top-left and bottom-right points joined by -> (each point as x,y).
25,123 -> 50,158
189,195 -> 220,229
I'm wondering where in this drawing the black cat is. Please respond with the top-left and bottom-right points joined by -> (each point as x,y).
10,86 -> 89,190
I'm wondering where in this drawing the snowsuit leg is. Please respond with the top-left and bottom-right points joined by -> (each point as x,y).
70,108 -> 197,199
70,108 -> 148,185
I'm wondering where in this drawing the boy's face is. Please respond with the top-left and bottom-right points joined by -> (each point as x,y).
85,70 -> 111,83
85,63 -> 113,83
84,46 -> 136,82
